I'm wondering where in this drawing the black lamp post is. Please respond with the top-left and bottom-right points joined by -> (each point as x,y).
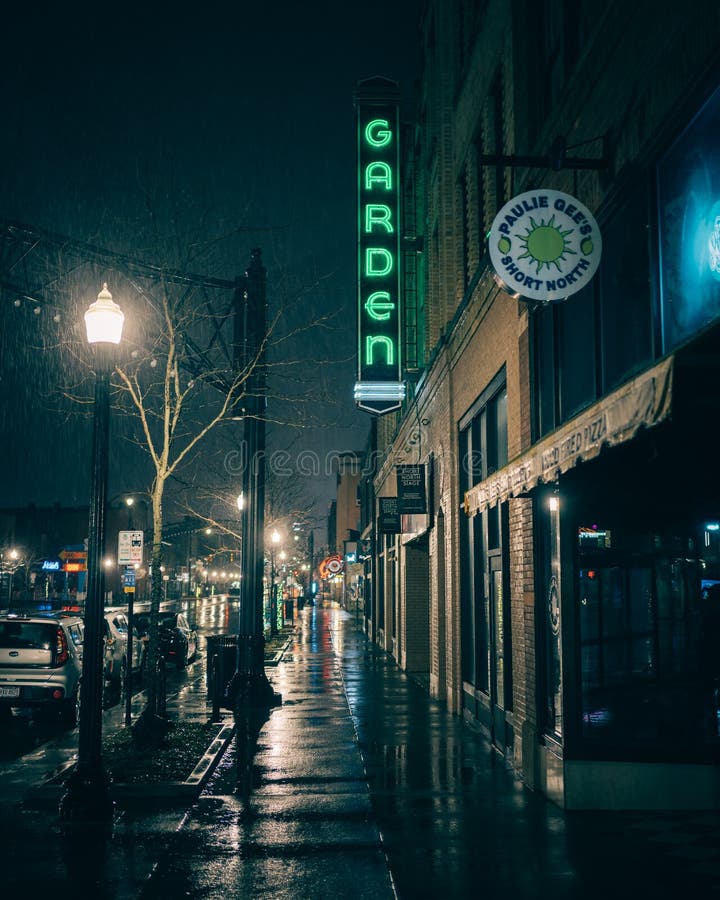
224,249 -> 279,710
60,283 -> 124,829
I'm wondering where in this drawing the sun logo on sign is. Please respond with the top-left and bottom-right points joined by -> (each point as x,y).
515,215 -> 577,274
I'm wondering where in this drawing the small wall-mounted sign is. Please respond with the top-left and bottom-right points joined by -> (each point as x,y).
378,497 -> 401,534
396,464 -> 427,514
488,189 -> 602,304
319,555 -> 344,578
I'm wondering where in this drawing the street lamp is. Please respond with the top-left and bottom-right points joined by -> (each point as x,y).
232,492 -> 245,601
1,548 -> 20,604
60,283 -> 124,830
125,496 -> 135,529
269,529 -> 281,636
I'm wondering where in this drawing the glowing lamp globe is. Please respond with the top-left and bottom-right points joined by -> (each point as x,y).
85,283 -> 125,345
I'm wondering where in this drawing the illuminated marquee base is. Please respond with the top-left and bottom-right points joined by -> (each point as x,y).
354,380 -> 406,414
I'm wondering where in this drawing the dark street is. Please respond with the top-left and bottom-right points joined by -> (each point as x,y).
3,2 -> 720,896
145,603 -> 720,899
3,599 -> 716,898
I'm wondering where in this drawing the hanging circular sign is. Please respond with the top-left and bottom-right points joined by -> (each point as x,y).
319,554 -> 344,578
488,189 -> 602,303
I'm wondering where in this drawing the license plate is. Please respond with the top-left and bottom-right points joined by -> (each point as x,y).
0,686 -> 20,698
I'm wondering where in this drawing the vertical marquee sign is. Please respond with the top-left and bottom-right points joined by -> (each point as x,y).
354,77 -> 405,414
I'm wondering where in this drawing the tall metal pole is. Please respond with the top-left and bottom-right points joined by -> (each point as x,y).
226,249 -> 279,708
60,345 -> 114,827
124,500 -> 136,727
307,530 -> 314,604
269,546 -> 276,636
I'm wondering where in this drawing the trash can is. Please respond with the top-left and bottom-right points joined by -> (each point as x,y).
206,634 -> 238,702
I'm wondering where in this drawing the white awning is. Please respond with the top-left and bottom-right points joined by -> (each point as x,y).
464,355 -> 674,516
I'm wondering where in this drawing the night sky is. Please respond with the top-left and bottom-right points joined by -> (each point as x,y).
0,2 -> 420,526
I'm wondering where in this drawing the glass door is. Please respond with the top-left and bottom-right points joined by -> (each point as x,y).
489,553 -> 510,750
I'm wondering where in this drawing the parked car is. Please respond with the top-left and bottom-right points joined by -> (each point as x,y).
135,611 -> 198,670
103,608 -> 144,692
0,612 -> 84,727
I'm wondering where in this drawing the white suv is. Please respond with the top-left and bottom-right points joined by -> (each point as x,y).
0,612 -> 84,728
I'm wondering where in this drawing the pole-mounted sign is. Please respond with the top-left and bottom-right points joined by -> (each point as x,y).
118,530 -> 143,566
354,76 -> 405,414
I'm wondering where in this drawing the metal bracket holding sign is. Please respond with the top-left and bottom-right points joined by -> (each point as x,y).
118,530 -> 144,566
478,135 -> 609,173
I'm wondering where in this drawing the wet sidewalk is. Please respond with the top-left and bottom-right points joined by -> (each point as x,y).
142,604 -> 720,899
140,605 -> 395,899
1,605 -> 720,897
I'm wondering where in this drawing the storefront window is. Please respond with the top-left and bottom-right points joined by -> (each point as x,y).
459,371 -> 507,699
658,82 -> 720,351
536,491 -> 563,738
532,177 -> 652,439
577,524 -> 720,752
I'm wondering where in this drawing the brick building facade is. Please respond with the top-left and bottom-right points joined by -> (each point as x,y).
361,0 -> 720,809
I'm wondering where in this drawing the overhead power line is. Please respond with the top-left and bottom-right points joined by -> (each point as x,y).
0,217 -> 238,290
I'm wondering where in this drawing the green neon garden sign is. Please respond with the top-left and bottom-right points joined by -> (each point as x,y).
354,79 -> 404,414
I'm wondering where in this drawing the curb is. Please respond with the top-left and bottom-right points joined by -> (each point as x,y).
23,722 -> 235,809
264,631 -> 295,666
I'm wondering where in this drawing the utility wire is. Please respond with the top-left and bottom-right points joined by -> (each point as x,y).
0,217 -> 237,290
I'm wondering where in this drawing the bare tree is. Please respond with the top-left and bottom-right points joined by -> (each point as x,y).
0,197 -> 346,744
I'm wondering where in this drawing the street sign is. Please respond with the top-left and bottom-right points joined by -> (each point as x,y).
118,530 -> 144,566
59,550 -> 87,561
122,567 -> 136,593
319,555 -> 344,578
344,541 -> 358,564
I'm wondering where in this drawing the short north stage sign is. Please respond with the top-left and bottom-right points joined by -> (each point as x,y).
396,464 -> 427,514
378,497 -> 401,533
354,77 -> 404,414
488,189 -> 602,304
